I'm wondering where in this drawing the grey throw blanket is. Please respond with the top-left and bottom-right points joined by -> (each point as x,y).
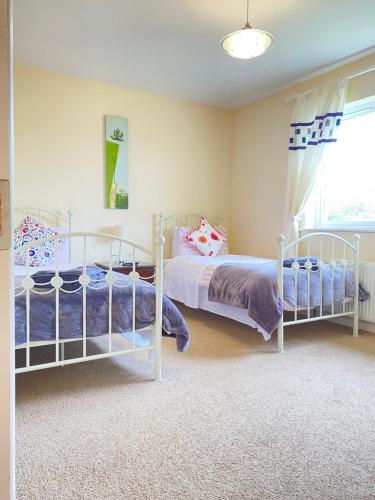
15,267 -> 190,352
208,261 -> 367,335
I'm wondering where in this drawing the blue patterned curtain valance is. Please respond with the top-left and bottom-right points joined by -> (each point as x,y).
289,111 -> 343,151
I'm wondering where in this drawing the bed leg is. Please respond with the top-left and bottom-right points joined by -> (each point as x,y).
154,347 -> 161,382
277,235 -> 285,353
59,343 -> 65,365
353,234 -> 360,338
277,322 -> 284,353
154,227 -> 165,381
353,311 -> 359,338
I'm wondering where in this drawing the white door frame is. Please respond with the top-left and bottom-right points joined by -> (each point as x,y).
0,0 -> 15,498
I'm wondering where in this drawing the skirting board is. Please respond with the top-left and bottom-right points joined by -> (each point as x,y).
330,317 -> 375,334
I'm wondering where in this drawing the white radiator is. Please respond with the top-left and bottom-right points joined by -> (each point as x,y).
359,262 -> 375,323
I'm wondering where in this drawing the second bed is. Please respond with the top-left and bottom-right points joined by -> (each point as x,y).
157,212 -> 364,351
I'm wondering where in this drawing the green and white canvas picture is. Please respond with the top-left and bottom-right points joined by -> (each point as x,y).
105,116 -> 129,209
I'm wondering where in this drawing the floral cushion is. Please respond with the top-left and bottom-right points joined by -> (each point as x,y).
14,216 -> 63,266
187,217 -> 226,257
173,222 -> 229,256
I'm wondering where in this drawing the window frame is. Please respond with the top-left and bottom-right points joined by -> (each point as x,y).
303,95 -> 375,233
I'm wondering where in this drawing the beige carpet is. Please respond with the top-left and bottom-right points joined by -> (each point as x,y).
16,306 -> 375,500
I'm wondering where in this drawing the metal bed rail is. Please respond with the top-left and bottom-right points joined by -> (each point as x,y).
277,232 -> 360,353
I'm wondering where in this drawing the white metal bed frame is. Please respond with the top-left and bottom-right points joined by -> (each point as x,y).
157,212 -> 361,352
14,208 -> 165,380
277,232 -> 360,353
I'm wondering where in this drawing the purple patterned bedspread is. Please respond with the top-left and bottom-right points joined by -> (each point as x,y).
208,261 -> 368,335
15,267 -> 190,352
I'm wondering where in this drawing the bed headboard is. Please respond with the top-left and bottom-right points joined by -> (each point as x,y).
155,212 -> 224,259
15,207 -> 73,231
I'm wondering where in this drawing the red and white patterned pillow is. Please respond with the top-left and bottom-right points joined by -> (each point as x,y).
173,222 -> 229,257
14,216 -> 63,266
187,217 -> 226,257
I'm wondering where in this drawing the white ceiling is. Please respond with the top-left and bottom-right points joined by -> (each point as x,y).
14,0 -> 375,109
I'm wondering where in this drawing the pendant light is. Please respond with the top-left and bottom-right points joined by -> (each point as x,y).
221,0 -> 273,60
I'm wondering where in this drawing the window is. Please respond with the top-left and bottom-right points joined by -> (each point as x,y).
304,95 -> 375,230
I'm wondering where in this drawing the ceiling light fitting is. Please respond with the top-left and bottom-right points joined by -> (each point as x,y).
221,0 -> 274,60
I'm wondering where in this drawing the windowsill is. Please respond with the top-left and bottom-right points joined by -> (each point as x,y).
302,226 -> 375,234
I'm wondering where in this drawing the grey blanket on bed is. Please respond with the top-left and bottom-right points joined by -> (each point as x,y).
15,267 -> 189,352
208,261 -> 365,335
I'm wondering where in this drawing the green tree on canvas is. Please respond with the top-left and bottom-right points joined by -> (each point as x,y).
106,140 -> 120,208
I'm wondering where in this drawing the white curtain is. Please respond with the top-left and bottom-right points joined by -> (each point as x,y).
285,79 -> 348,241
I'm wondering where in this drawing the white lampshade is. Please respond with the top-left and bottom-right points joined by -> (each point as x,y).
220,0 -> 273,60
221,25 -> 273,60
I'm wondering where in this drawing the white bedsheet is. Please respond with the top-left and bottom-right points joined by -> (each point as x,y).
163,254 -> 273,340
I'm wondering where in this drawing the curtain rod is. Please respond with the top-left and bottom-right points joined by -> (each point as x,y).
285,64 -> 375,103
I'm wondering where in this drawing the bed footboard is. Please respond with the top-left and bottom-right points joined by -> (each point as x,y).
14,231 -> 165,380
277,232 -> 360,353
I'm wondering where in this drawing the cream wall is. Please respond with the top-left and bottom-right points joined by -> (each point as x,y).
231,53 -> 375,261
15,55 -> 375,263
14,65 -> 233,258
